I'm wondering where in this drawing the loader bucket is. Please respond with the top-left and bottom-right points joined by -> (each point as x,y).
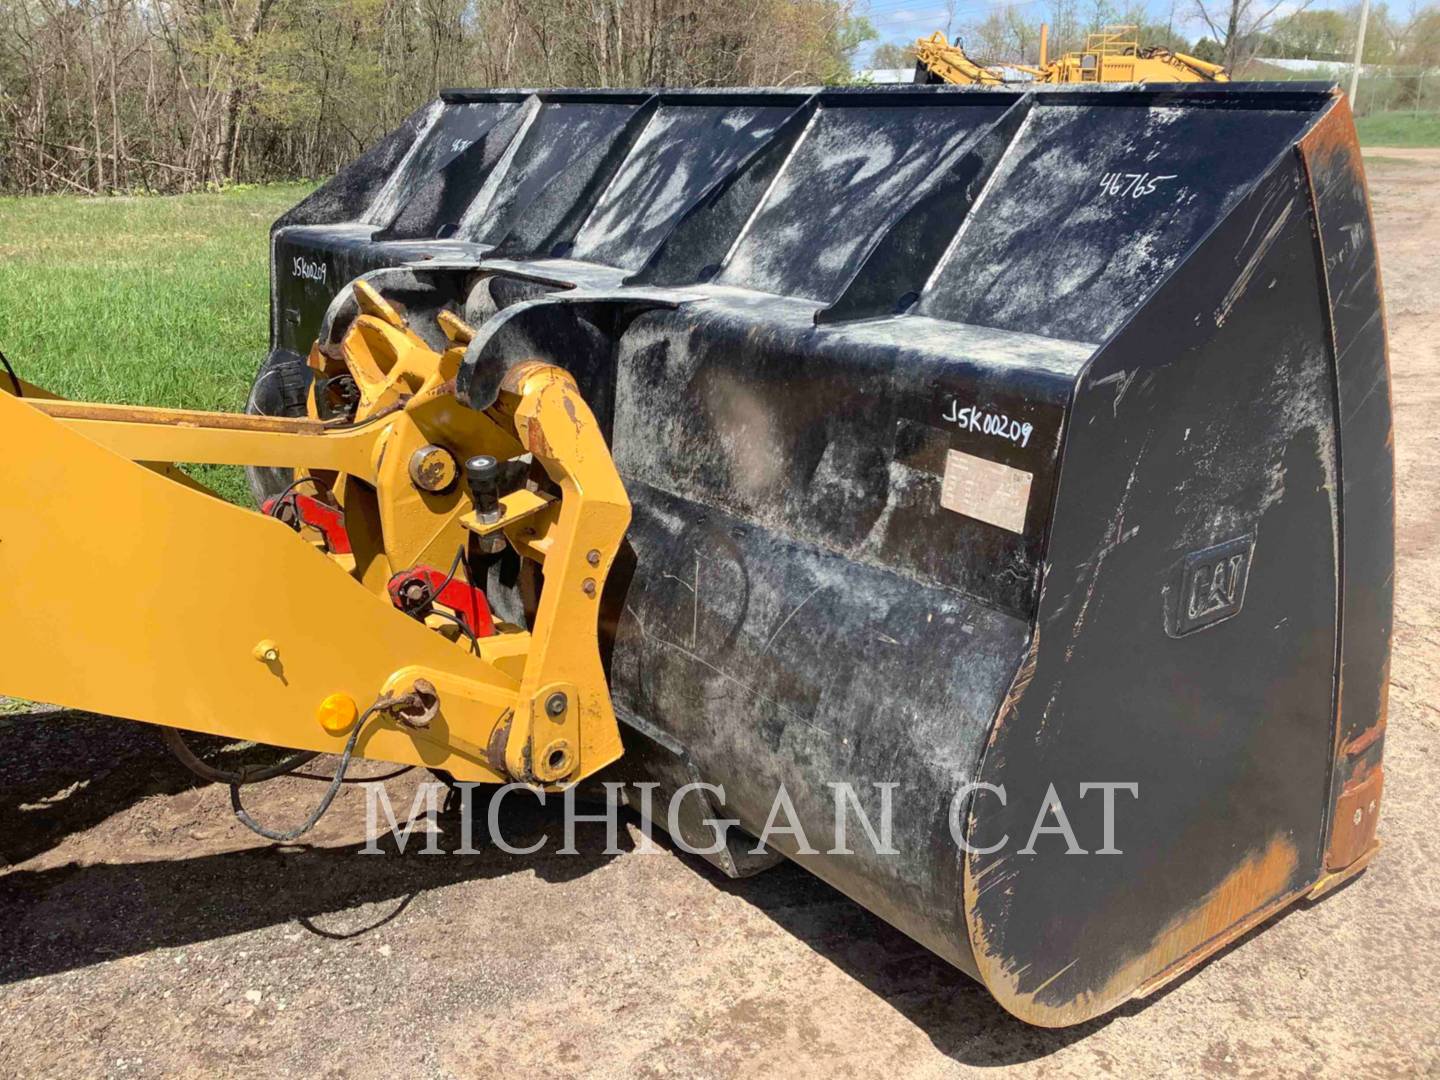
119,85 -> 1409,1025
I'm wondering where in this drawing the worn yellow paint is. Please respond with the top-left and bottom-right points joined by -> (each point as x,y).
31,399 -> 386,475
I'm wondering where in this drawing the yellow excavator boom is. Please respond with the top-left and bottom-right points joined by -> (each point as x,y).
912,31 -> 1008,85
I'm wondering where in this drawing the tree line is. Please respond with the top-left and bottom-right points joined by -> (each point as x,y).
0,0 -> 874,194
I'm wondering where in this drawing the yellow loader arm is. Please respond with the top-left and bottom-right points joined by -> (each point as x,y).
0,283 -> 629,792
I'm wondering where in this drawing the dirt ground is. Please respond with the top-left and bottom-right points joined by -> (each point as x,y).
2,149 -> 1438,1079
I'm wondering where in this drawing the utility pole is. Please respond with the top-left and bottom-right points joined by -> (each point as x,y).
1348,0 -> 1372,105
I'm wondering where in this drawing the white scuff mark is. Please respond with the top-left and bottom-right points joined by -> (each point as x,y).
835,312 -> 1095,375
761,584 -> 825,655
458,96 -> 541,237
1215,199 -> 1294,327
361,100 -> 446,227
723,107 -> 971,294
1070,437 -> 1149,644
660,555 -> 702,649
1258,459 -> 1288,515
692,555 -> 700,649
578,105 -> 777,262
924,107 -> 1036,297
1110,370 -> 1137,415
1089,368 -> 1138,417
1030,958 -> 1080,996
625,605 -> 831,736
1340,220 -> 1366,255
719,109 -> 817,275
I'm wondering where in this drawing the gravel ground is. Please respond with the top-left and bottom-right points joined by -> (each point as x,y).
0,150 -> 1437,1079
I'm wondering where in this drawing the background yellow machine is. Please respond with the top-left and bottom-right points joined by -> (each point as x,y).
914,25 -> 1230,85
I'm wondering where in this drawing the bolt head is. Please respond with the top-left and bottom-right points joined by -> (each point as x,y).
545,692 -> 568,717
408,445 -> 459,493
465,455 -> 500,485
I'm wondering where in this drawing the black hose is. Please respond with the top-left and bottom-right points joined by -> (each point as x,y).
228,700 -> 384,843
290,763 -> 415,783
161,726 -> 319,785
430,608 -> 480,655
1,348 -> 23,397
266,474 -> 330,522
187,546 -> 472,840
268,474 -> 328,505
426,545 -> 467,602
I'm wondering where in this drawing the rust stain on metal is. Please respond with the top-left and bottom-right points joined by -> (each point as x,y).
1298,92 -> 1395,425
985,627 -> 1040,749
527,423 -> 554,460
406,378 -> 459,409
1325,760 -> 1383,871
1297,93 -> 1393,891
1348,651 -> 1392,758
394,677 -> 440,730
1132,880 -> 1310,999
1299,93 -> 1359,161
486,708 -> 514,777
1307,839 -> 1379,900
966,835 -> 1299,1026
33,400 -> 328,434
1343,718 -> 1386,758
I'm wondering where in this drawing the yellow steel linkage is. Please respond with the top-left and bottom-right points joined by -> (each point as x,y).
0,282 -> 629,789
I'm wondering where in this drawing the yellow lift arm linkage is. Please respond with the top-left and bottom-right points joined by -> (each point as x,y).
0,283 -> 630,791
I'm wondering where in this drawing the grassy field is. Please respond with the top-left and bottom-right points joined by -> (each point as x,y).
1355,112 -> 1440,148
0,183 -> 315,500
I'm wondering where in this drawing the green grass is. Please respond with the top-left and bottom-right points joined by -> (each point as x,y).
1355,112 -> 1440,148
0,183 -> 316,501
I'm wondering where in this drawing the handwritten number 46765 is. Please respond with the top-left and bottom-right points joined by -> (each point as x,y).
1098,172 -> 1177,199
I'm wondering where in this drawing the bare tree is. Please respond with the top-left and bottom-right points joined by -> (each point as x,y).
1191,0 -> 1315,69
